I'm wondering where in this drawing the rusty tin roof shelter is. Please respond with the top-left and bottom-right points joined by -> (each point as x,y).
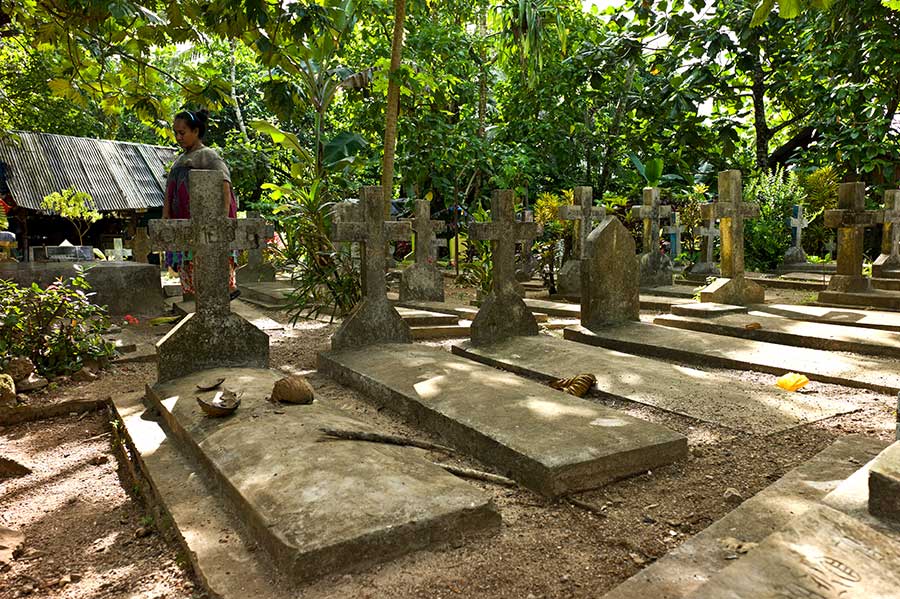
0,131 -> 178,212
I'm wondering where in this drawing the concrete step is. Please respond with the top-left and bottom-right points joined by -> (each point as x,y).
410,323 -> 471,340
143,367 -> 500,585
750,303 -> 900,333
654,312 -> 900,359
816,288 -> 900,312
602,435 -> 886,599
456,334 -> 854,434
318,344 -> 687,497
873,277 -> 900,292
395,307 -> 460,327
238,281 -> 295,308
565,320 -> 900,396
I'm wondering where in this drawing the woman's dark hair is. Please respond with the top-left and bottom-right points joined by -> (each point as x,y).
174,108 -> 210,138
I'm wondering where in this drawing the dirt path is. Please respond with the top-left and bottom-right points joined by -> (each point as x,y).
1,300 -> 895,599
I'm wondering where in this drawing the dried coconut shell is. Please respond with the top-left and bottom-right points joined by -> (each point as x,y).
271,375 -> 314,405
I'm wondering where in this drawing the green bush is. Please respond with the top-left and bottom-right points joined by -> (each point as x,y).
0,269 -> 114,376
744,167 -> 806,271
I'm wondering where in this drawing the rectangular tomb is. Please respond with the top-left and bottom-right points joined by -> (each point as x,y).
147,367 -> 499,583
317,344 -> 687,497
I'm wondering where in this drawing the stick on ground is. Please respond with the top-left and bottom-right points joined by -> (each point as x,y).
432,462 -> 518,487
566,496 -> 608,518
317,427 -> 455,454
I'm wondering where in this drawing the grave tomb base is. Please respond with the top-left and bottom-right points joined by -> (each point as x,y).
145,367 -> 499,584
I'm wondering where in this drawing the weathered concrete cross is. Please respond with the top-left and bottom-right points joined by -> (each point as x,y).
409,199 -> 446,266
631,187 -> 672,255
399,199 -> 446,302
149,169 -> 269,382
824,182 -> 883,292
236,211 -> 276,283
664,212 -> 686,259
128,228 -> 151,264
107,238 -> 132,261
783,204 -> 810,265
558,186 -> 604,260
690,218 -> 720,276
874,190 -> 900,277
633,187 -> 674,287
330,186 -> 412,350
470,189 -> 539,346
698,170 -> 764,304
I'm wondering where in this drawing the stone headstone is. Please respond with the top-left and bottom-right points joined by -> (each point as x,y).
470,190 -> 539,346
149,170 -> 270,382
236,211 -> 277,284
783,204 -> 810,266
399,199 -> 446,302
873,189 -> 900,278
557,186 -> 605,295
581,216 -> 639,331
129,228 -> 151,264
632,187 -> 674,287
698,170 -> 765,305
823,182 -> 882,293
689,218 -> 721,276
330,186 -> 412,350
663,212 -> 686,261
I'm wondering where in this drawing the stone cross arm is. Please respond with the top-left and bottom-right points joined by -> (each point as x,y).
149,218 -> 268,252
559,204 -> 604,221
701,200 -> 759,221
631,204 -> 673,219
824,209 -> 883,228
470,221 -> 537,243
332,220 -> 411,243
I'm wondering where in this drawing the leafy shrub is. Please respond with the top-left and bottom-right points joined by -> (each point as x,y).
0,269 -> 114,376
744,167 -> 806,271
265,180 -> 361,322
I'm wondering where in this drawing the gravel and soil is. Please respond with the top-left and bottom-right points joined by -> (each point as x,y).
1,287 -> 895,599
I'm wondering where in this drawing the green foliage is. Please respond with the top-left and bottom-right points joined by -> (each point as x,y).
744,167 -> 806,270
40,188 -> 103,245
0,270 -> 114,377
266,179 -> 361,321
800,166 -> 839,213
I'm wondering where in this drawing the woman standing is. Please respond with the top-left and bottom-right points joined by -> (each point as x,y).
163,109 -> 239,298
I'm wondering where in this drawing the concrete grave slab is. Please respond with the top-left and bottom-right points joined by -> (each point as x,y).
394,307 -> 459,327
0,261 -> 165,316
318,344 -> 686,497
565,320 -> 900,396
682,504 -> 900,599
602,435 -> 886,599
781,271 -> 833,282
457,333 -> 852,433
872,277 -> 900,291
654,312 -> 900,359
868,441 -> 900,524
670,302 -> 748,318
752,303 -> 900,333
642,284 -> 697,298
147,367 -> 500,583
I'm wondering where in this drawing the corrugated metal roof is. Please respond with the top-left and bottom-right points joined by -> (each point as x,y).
0,131 -> 177,212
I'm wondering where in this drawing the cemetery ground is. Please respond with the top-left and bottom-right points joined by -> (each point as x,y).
2,284 -> 897,599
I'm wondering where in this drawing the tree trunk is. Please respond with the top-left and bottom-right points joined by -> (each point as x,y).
749,42 -> 770,171
229,39 -> 249,142
380,0 -> 407,217
596,62 -> 637,201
